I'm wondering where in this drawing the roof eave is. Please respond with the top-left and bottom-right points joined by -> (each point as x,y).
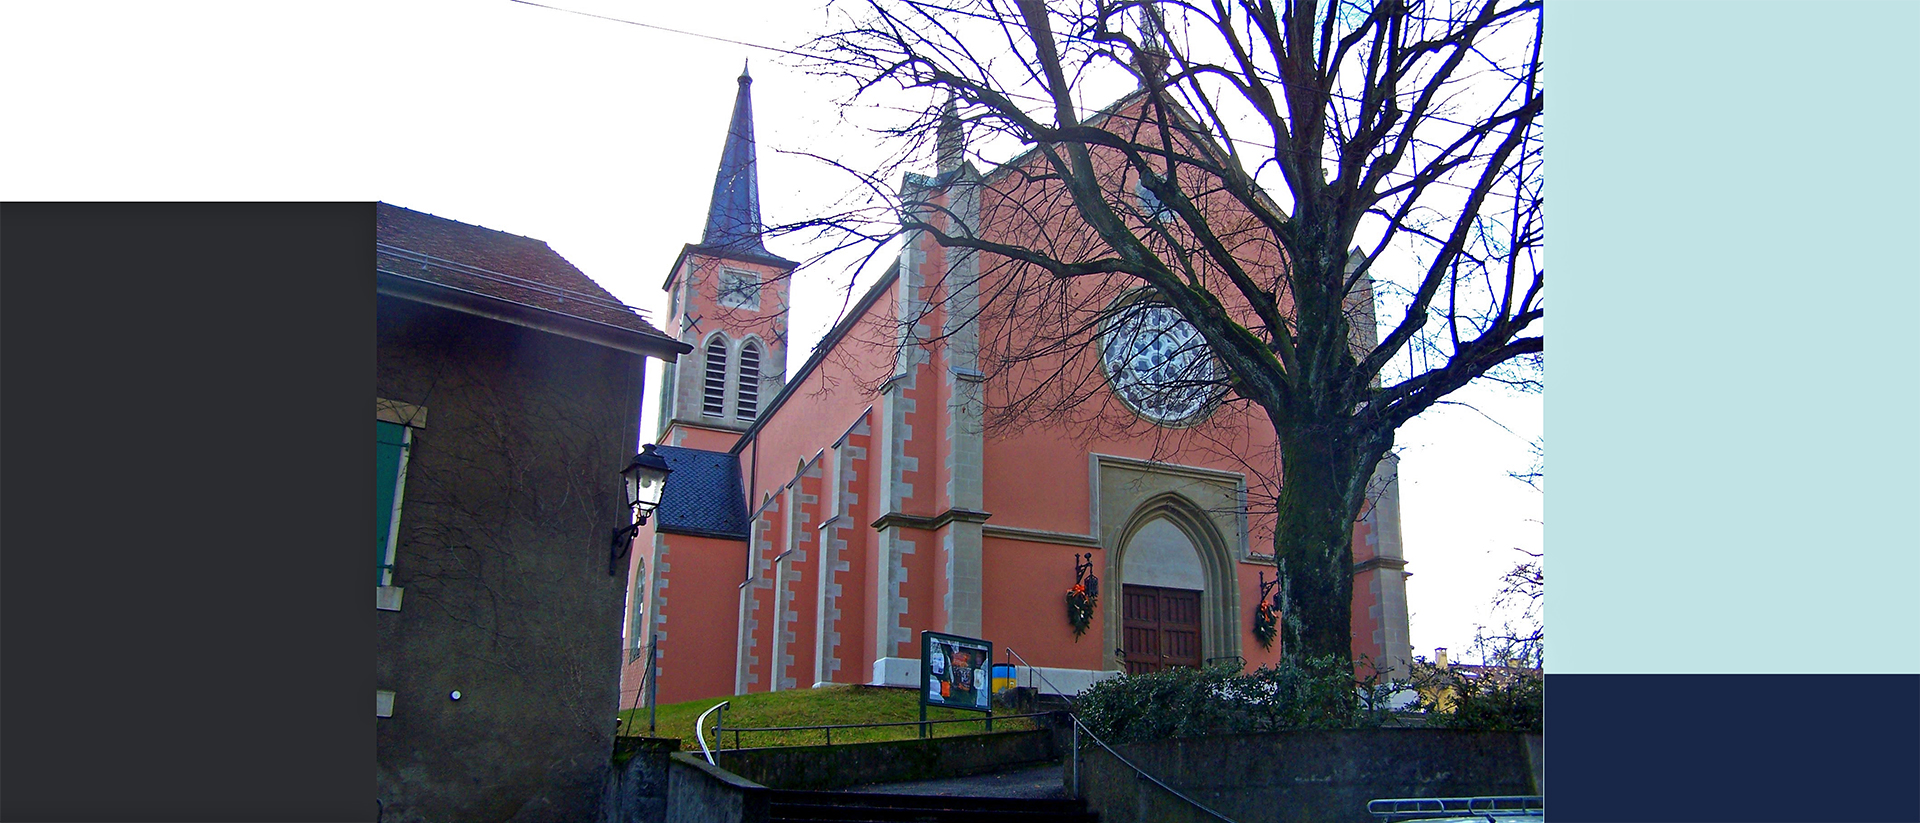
663,243 -> 801,291
378,269 -> 693,360
656,524 -> 751,541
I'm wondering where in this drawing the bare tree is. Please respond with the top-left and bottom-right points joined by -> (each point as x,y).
799,0 -> 1543,663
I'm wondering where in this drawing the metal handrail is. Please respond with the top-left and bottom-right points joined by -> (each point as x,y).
618,638 -> 659,738
1001,647 -> 1081,709
714,712 -> 1052,749
1367,796 -> 1544,822
695,701 -> 729,765
1001,647 -> 1237,823
1066,713 -> 1240,823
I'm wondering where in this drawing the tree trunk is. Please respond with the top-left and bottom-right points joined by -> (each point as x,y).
1273,416 -> 1361,664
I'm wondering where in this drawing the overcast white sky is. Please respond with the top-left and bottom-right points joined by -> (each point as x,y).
0,0 -> 1542,665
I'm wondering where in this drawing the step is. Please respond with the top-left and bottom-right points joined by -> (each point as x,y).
770,813 -> 1098,823
769,790 -> 1096,823
773,790 -> 1084,812
770,807 -> 1096,823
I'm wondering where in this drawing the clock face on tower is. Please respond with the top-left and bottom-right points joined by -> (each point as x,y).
1098,299 -> 1225,425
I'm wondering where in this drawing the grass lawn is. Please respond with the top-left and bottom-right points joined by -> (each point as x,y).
618,684 -> 1039,751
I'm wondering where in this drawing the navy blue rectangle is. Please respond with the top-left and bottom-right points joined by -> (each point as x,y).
1549,674 -> 1920,822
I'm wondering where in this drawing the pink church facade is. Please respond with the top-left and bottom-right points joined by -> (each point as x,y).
619,71 -> 1412,707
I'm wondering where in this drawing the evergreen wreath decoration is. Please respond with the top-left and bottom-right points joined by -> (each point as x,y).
1252,601 -> 1278,650
1067,552 -> 1100,640
1253,571 -> 1282,650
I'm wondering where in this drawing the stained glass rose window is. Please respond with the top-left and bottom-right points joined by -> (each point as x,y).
1098,299 -> 1224,425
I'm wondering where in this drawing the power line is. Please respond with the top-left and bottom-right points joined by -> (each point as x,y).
505,0 -> 799,56
504,1 -> 1538,201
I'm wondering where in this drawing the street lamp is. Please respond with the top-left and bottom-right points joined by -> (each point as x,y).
610,444 -> 673,576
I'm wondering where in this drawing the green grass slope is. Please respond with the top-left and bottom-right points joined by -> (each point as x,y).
618,684 -> 1038,750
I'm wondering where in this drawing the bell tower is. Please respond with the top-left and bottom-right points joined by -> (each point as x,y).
658,63 -> 797,450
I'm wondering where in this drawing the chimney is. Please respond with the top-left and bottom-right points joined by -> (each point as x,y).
1434,647 -> 1449,669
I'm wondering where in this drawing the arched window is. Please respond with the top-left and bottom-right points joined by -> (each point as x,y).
702,336 -> 729,417
736,341 -> 761,421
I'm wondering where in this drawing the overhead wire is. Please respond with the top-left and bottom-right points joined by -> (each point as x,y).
503,0 -> 1540,207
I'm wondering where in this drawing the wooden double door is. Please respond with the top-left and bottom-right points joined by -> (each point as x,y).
1121,584 -> 1202,674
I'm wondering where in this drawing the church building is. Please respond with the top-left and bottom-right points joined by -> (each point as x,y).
618,68 -> 1412,707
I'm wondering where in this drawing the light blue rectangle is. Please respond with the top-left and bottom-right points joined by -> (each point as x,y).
1553,1 -> 1920,673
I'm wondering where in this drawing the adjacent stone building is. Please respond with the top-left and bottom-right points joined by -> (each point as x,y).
376,203 -> 688,822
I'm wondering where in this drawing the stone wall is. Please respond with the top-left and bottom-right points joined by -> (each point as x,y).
602,737 -> 680,823
665,753 -> 770,823
1077,728 -> 1542,823
717,728 -> 1058,791
376,297 -> 647,822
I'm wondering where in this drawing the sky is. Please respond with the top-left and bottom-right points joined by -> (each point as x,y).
0,0 -> 1542,664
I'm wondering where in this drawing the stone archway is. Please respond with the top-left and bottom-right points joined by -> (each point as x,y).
1103,493 -> 1240,672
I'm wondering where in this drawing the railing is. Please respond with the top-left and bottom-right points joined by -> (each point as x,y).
1366,796 -> 1544,822
695,701 -> 729,765
707,712 -> 1052,750
1001,646 -> 1081,709
1002,647 -> 1238,823
617,636 -> 659,737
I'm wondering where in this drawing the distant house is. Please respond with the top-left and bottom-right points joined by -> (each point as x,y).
1414,648 -> 1543,714
375,203 -> 688,823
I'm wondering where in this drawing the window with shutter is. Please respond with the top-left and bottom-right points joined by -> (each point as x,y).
376,420 -> 412,587
737,342 -> 761,421
702,336 -> 730,417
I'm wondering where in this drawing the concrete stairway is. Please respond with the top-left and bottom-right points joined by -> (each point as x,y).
767,789 -> 1097,823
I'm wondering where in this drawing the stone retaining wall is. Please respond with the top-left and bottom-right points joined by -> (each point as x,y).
1077,728 -> 1543,823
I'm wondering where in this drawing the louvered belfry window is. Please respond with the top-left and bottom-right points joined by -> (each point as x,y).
737,342 -> 761,421
702,337 -> 729,417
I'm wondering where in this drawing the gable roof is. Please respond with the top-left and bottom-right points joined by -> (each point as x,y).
653,445 -> 749,539
376,203 -> 690,359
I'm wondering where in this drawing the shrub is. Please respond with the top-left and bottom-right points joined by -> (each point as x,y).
1076,655 -> 1381,744
1415,665 -> 1543,733
1075,655 -> 1542,743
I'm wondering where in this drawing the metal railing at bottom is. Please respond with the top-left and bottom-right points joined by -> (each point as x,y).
999,647 -> 1237,823
708,712 -> 1054,749
1366,796 -> 1544,822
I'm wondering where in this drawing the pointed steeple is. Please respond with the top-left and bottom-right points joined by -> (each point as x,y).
936,95 -> 964,175
701,61 -> 771,256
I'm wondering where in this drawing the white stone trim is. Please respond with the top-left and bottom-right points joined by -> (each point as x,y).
375,398 -> 427,428
869,658 -> 1118,697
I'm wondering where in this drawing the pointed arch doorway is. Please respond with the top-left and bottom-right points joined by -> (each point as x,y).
1117,514 -> 1218,674
1097,474 -> 1245,674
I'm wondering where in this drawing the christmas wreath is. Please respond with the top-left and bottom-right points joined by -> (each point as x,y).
1066,582 -> 1097,640
1252,601 -> 1279,650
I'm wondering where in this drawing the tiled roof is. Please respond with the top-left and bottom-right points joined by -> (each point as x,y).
654,445 -> 748,539
376,202 -> 672,341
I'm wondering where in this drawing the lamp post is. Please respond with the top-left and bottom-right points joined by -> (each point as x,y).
610,444 -> 672,576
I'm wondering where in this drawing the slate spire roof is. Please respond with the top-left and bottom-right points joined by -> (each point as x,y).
701,62 -> 772,256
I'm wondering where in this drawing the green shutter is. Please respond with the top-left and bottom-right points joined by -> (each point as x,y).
376,421 -> 408,586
